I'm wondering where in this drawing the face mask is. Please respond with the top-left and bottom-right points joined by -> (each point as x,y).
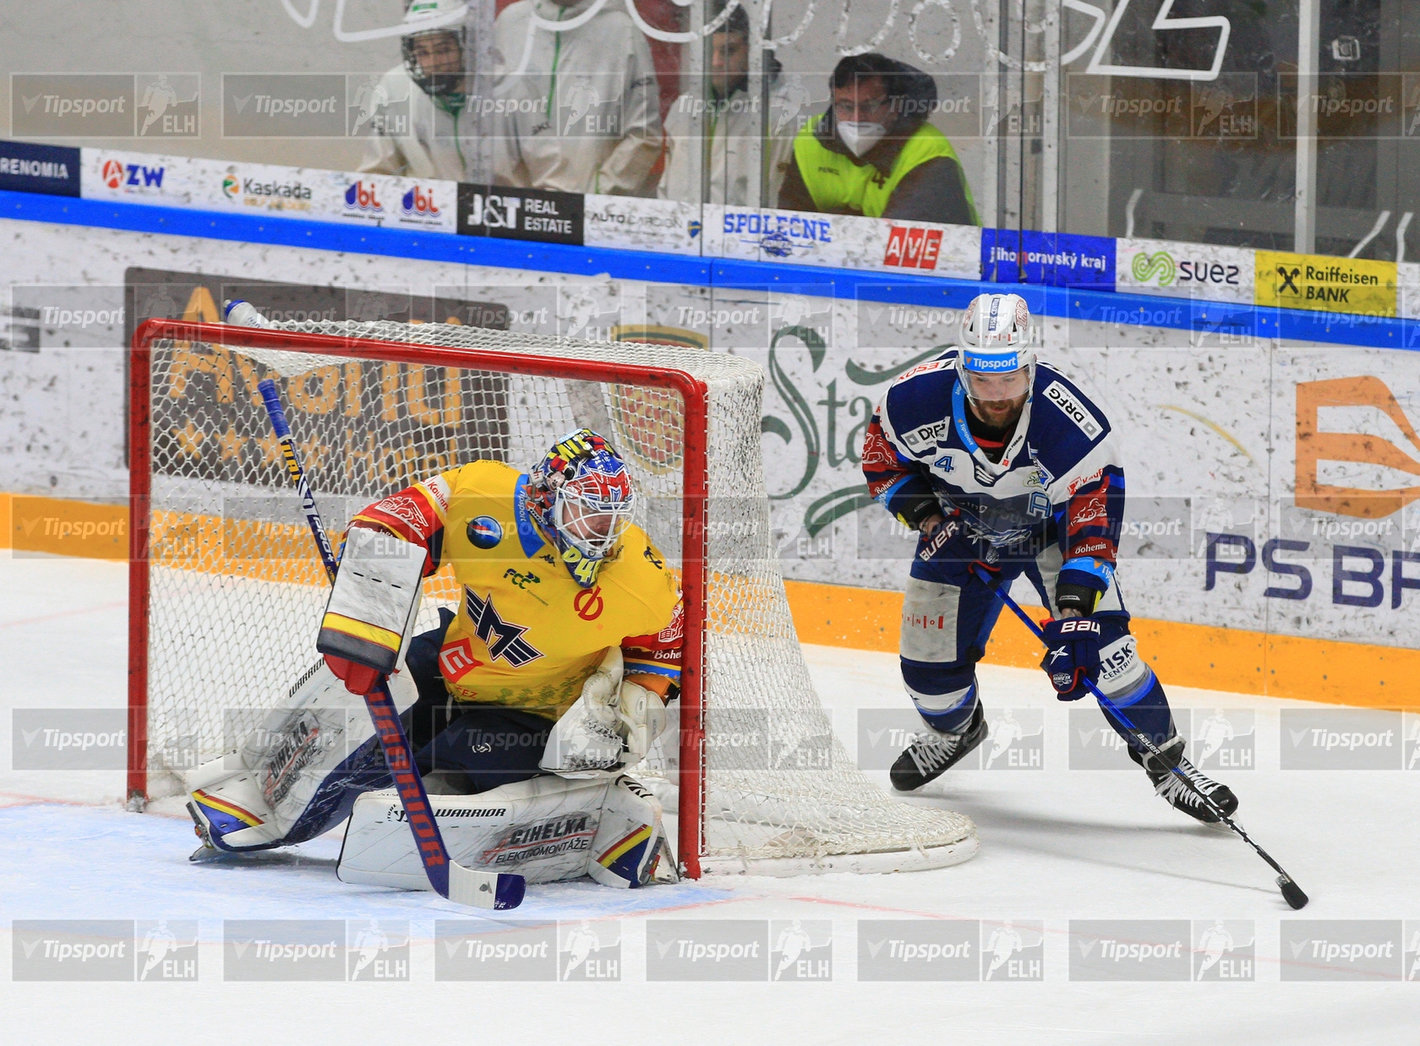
837,120 -> 887,158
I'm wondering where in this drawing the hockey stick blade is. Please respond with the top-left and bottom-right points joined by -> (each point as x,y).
257,377 -> 525,910
971,565 -> 1310,909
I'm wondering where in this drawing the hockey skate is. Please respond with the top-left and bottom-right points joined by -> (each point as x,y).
1132,742 -> 1238,823
890,703 -> 988,792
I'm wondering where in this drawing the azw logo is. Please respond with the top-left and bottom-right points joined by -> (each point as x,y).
1296,377 -> 1420,518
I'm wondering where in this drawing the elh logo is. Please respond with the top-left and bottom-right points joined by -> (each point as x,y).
1192,920 -> 1255,981
981,921 -> 1044,980
559,921 -> 621,981
770,920 -> 832,981
136,920 -> 199,982
1187,709 -> 1255,772
1295,377 -> 1420,519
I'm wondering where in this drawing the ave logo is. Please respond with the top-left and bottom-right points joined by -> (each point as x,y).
101,158 -> 165,190
884,226 -> 943,269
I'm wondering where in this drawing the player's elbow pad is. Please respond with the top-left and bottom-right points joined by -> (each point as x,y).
316,527 -> 425,673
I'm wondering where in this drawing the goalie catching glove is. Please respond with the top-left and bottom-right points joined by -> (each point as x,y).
1039,616 -> 1102,701
540,647 -> 668,777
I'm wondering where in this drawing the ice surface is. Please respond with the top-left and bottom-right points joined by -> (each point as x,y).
3,554 -> 1418,1044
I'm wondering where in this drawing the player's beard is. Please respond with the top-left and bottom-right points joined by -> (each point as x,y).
968,394 -> 1026,436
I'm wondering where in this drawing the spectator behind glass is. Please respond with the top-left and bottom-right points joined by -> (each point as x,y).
659,1 -> 794,207
359,0 -> 491,180
778,52 -> 978,225
492,0 -> 663,195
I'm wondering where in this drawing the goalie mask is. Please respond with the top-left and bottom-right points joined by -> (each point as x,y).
957,292 -> 1036,421
528,429 -> 636,588
401,0 -> 472,99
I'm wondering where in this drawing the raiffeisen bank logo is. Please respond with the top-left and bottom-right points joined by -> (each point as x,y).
1296,377 -> 1420,519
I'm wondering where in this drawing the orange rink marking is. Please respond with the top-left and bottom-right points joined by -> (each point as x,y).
4,494 -> 1410,709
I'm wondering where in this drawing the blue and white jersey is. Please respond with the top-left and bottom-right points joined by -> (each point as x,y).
863,350 -> 1125,566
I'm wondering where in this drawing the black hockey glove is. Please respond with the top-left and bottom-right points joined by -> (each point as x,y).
1039,616 -> 1102,701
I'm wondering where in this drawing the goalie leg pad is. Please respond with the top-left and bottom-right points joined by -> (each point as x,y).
182,660 -> 419,852
587,775 -> 677,888
337,773 -> 676,890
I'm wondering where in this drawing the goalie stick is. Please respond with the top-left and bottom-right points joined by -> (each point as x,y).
970,564 -> 1309,911
258,377 -> 525,911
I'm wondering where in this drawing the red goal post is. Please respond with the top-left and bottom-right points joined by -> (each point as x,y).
128,316 -> 976,878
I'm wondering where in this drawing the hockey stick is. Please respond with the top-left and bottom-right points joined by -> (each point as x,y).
258,378 -> 525,910
970,564 -> 1309,910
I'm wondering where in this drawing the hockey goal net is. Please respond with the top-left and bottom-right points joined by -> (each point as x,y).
128,317 -> 977,877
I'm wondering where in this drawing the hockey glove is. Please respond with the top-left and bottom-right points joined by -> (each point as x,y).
1039,616 -> 1102,701
323,655 -> 385,696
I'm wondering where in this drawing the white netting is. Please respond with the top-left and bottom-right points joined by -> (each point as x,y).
134,319 -> 975,874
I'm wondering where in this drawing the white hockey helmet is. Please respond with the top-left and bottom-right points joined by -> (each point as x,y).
401,0 -> 471,98
957,292 -> 1035,403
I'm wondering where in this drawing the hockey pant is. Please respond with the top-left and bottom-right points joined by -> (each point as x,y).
901,538 -> 1176,755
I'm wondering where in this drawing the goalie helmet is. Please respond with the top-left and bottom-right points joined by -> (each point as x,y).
527,429 -> 636,588
956,292 -> 1036,407
401,0 -> 471,99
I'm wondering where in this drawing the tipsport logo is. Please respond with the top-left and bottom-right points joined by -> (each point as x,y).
1070,920 -> 1191,981
559,921 -> 621,981
136,920 -> 200,982
769,920 -> 832,981
1185,709 -> 1255,773
1067,706 -> 1133,770
1192,920 -> 1255,981
980,921 -> 1045,981
1281,920 -> 1403,981
346,920 -> 410,981
435,921 -> 558,982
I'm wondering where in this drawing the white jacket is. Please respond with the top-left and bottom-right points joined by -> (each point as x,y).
357,65 -> 494,182
660,79 -> 797,207
492,0 -> 662,195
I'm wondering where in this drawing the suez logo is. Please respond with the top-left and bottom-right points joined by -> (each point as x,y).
883,226 -> 944,269
1128,249 -> 1240,288
100,158 -> 165,190
1205,377 -> 1420,609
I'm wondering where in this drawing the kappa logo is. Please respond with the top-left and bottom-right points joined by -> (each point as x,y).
1295,377 -> 1420,518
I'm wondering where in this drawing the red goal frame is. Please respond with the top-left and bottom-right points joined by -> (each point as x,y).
128,318 -> 712,877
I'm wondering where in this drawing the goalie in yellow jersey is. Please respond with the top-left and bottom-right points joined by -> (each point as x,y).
184,429 -> 684,890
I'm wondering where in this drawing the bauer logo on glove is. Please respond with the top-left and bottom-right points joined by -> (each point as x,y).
1039,616 -> 1102,700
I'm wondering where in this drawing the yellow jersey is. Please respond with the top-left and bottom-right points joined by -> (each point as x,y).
351,460 -> 682,720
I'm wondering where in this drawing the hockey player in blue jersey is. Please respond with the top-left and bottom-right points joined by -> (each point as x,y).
863,292 -> 1237,822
